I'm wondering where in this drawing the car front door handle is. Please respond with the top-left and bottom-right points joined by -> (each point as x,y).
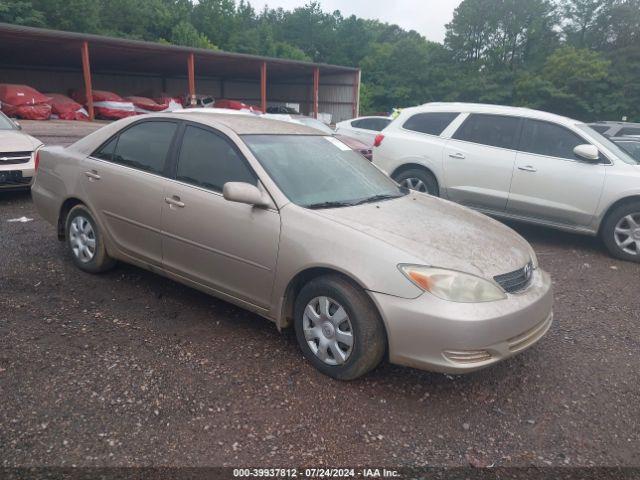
518,165 -> 537,172
84,170 -> 100,181
165,195 -> 185,208
449,152 -> 466,159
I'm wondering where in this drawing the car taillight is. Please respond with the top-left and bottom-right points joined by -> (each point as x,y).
373,134 -> 384,147
34,150 -> 40,171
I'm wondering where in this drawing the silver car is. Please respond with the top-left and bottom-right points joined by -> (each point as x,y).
32,113 -> 553,380
373,103 -> 640,262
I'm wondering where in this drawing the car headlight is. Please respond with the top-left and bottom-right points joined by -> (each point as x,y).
399,265 -> 506,303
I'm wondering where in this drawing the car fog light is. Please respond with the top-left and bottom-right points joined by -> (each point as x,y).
443,349 -> 493,364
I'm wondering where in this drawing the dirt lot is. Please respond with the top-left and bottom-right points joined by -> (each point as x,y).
0,123 -> 639,469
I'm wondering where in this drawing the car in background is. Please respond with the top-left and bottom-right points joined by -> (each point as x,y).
373,102 -> 640,263
265,114 -> 373,160
31,112 -> 552,380
0,111 -> 43,190
588,121 -> 640,138
611,136 -> 640,162
335,116 -> 392,145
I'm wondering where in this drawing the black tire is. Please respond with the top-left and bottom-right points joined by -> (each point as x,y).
294,274 -> 386,380
65,204 -> 116,273
393,168 -> 439,196
601,201 -> 640,263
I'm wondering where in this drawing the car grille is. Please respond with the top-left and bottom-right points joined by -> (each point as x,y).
494,261 -> 534,293
0,151 -> 32,165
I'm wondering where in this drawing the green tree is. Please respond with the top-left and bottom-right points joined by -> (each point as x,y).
168,21 -> 217,49
445,0 -> 557,70
515,46 -> 611,119
0,1 -> 45,26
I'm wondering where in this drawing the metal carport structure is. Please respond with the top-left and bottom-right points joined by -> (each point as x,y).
0,23 -> 360,122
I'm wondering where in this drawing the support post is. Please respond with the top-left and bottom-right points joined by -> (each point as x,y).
81,41 -> 94,121
260,61 -> 267,113
187,53 -> 196,106
352,69 -> 361,119
313,67 -> 320,119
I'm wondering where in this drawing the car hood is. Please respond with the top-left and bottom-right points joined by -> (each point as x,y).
0,130 -> 42,152
314,193 -> 533,278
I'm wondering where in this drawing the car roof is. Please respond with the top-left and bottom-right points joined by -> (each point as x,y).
590,120 -> 640,127
410,102 -> 580,126
158,112 -> 325,135
610,136 -> 640,142
67,111 -> 326,154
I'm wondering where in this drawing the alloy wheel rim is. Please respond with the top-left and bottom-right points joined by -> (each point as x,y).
303,296 -> 354,366
614,213 -> 640,256
401,177 -> 428,193
69,215 -> 96,262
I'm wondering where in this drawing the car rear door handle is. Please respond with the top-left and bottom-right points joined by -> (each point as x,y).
449,152 -> 465,159
518,165 -> 537,172
165,195 -> 185,208
84,170 -> 100,181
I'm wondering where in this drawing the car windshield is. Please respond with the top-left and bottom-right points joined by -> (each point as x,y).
0,112 -> 17,130
242,134 -> 407,208
613,139 -> 640,162
577,124 -> 639,165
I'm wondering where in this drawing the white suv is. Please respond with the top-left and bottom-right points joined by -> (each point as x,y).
373,102 -> 640,262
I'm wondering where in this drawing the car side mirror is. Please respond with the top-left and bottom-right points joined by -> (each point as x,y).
13,120 -> 22,130
574,144 -> 599,162
223,182 -> 270,208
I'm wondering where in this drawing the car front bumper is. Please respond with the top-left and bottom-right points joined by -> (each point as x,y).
0,161 -> 34,190
369,268 -> 553,373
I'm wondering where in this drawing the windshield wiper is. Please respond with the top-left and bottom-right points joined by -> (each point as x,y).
305,200 -> 356,210
352,193 -> 403,206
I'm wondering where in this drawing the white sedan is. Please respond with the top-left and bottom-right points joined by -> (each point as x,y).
335,116 -> 392,145
0,112 -> 43,190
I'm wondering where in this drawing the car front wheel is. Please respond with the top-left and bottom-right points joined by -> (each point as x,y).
601,201 -> 640,263
393,168 -> 439,196
294,275 -> 386,380
65,204 -> 116,273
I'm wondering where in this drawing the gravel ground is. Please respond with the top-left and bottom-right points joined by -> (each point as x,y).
0,123 -> 639,470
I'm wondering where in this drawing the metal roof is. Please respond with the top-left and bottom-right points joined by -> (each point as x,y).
0,23 -> 357,80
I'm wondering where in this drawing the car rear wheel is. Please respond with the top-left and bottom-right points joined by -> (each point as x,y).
65,205 -> 116,273
294,274 -> 386,380
601,201 -> 640,263
394,168 -> 439,196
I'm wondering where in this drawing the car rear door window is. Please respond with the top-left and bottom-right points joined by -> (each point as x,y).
403,112 -> 459,136
176,125 -> 257,192
102,121 -> 177,174
519,119 -> 586,160
452,114 -> 519,149
352,118 -> 391,131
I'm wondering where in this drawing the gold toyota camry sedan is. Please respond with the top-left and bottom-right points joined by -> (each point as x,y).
32,113 -> 553,380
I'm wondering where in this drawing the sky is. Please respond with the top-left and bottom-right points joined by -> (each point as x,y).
260,0 -> 464,43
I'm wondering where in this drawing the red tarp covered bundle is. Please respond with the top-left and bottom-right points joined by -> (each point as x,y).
47,93 -> 89,121
0,84 -> 52,120
71,90 -> 136,120
155,94 -> 184,111
124,96 -> 169,113
214,99 -> 260,112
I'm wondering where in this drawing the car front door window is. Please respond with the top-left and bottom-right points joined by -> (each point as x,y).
161,124 -> 279,308
519,119 -> 587,161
